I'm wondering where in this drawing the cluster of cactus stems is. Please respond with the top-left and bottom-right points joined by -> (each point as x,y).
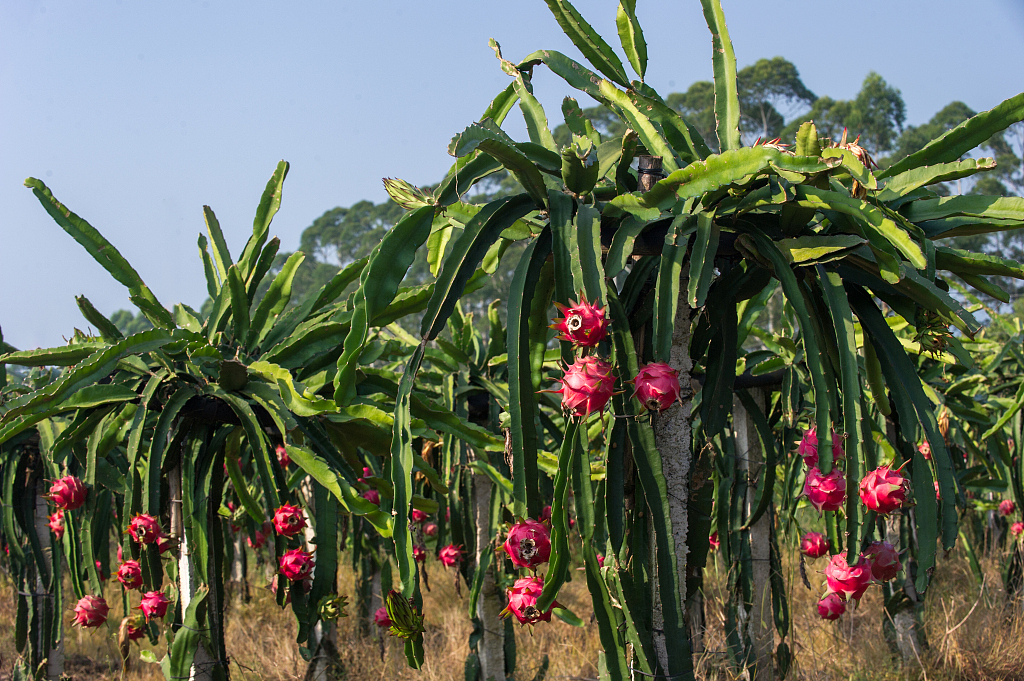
2,0 -> 1024,680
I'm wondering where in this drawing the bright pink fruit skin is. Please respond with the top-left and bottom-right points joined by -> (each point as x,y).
280,549 -> 315,582
411,509 -> 428,524
362,489 -> 380,506
126,617 -> 146,641
551,295 -> 609,347
1012,522 -> 1024,537
502,519 -> 551,569
550,356 -> 615,417
139,591 -> 170,621
709,532 -> 720,551
817,593 -> 846,621
597,554 -> 605,568
48,510 -> 65,540
46,475 -> 87,511
918,441 -> 932,460
273,503 -> 307,537
276,445 -> 291,468
1000,499 -> 1016,517
374,606 -> 392,628
413,545 -> 426,563
859,466 -> 908,515
863,541 -> 901,581
630,363 -> 681,413
73,595 -> 109,628
804,467 -> 847,513
934,481 -> 941,501
158,536 -> 174,555
128,514 -> 163,545
797,428 -> 846,468
116,560 -> 144,590
439,544 -> 463,568
800,532 -> 830,559
502,576 -> 557,625
423,522 -> 439,538
824,554 -> 872,601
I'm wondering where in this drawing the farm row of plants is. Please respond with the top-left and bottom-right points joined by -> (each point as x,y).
3,0 -> 1024,679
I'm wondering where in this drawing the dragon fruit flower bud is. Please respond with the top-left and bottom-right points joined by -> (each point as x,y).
116,560 -> 144,590
858,466 -> 908,515
423,522 -> 439,538
273,503 -> 307,537
797,428 -> 846,468
501,576 -> 557,626
1012,522 -> 1024,538
411,509 -> 428,524
46,475 -> 87,511
799,532 -> 830,559
709,532 -> 720,551
128,514 -> 163,545
817,593 -> 846,621
549,356 -> 615,417
438,544 -> 463,568
373,606 -> 392,628
361,489 -> 380,506
502,519 -> 551,569
276,444 -> 291,468
48,510 -> 65,540
280,548 -> 315,582
824,554 -> 872,601
551,294 -> 609,347
1000,499 -> 1016,517
863,541 -> 901,582
73,595 -> 109,628
139,591 -> 170,621
630,363 -> 681,413
804,467 -> 847,513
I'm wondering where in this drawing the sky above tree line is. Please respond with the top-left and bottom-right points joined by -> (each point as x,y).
2,0 -> 1022,350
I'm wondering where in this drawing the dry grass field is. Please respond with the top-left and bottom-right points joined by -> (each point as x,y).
3,541 -> 1024,681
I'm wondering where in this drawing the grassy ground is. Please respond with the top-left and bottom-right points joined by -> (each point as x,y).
3,542 -> 1023,680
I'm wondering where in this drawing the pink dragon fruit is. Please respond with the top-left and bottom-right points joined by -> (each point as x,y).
804,467 -> 847,512
501,576 -> 557,626
116,559 -> 144,590
423,522 -> 439,538
824,554 -> 872,600
125,615 -> 146,641
817,593 -> 846,621
918,441 -> 932,460
273,503 -> 307,537
374,606 -> 392,628
551,294 -> 609,347
540,506 -> 552,523
799,531 -> 830,559
549,356 -> 615,417
859,466 -> 908,515
413,544 -> 426,563
362,489 -> 380,506
501,518 -> 551,569
276,444 -> 291,468
863,541 -> 901,581
280,548 -> 315,582
73,595 -> 109,628
411,509 -> 428,524
709,532 -> 720,551
1000,499 -> 1016,517
934,480 -> 941,501
46,475 -> 87,511
48,510 -> 65,540
796,428 -> 846,468
438,544 -> 463,568
248,523 -> 270,550
128,514 -> 162,545
139,591 -> 170,621
597,553 -> 605,568
1012,522 -> 1024,538
629,362 -> 681,413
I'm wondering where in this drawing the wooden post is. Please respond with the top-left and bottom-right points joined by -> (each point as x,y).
472,467 -> 505,681
34,481 -> 64,680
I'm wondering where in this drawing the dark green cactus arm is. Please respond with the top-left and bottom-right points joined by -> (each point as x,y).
698,0 -> 741,151
238,160 -> 289,279
542,0 -> 630,87
536,417 -> 579,612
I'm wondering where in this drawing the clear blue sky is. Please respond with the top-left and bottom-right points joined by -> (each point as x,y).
2,0 -> 1022,350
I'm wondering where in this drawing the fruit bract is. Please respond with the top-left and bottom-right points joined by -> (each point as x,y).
501,576 -> 557,626
439,544 -> 463,568
128,514 -> 162,545
1000,499 -> 1016,517
116,560 -> 144,590
863,541 -> 901,581
817,593 -> 846,621
549,356 -> 615,417
46,475 -> 87,511
824,554 -> 872,601
800,532 -> 830,559
804,467 -> 847,513
502,518 -> 551,569
273,503 -> 307,537
859,466 -> 908,515
48,510 -> 64,540
551,294 -> 609,347
629,362 -> 681,413
73,595 -> 109,628
280,548 -> 315,582
139,591 -> 170,621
